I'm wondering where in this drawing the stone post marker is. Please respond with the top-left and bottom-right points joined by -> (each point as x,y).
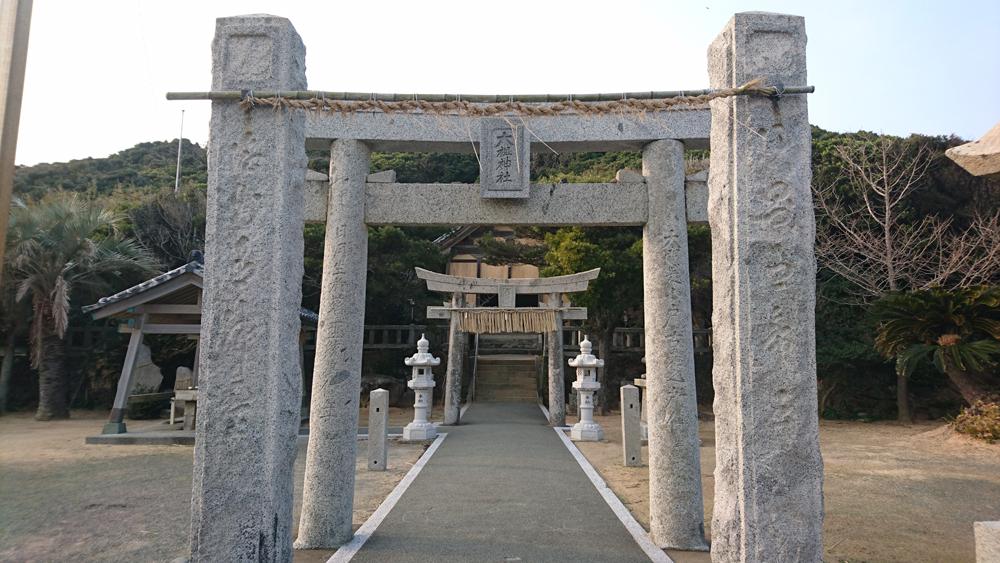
189,15 -> 306,561
547,292 -> 566,426
643,139 -> 708,551
368,389 -> 389,471
708,12 -> 823,561
569,336 -> 603,441
403,334 -> 441,441
296,139 -> 371,549
620,385 -> 641,467
443,293 -> 465,425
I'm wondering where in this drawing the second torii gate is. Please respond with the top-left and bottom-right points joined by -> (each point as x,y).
415,266 -> 600,426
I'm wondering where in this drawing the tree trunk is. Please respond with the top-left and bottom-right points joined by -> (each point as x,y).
817,378 -> 838,419
0,331 -> 16,414
35,329 -> 69,420
895,359 -> 911,423
944,364 -> 992,406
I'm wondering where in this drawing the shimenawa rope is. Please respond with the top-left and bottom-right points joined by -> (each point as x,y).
238,78 -> 781,116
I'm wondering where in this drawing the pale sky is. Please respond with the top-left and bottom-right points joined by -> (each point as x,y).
14,0 -> 1000,166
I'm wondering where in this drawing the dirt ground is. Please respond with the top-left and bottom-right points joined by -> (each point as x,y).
574,413 -> 1000,563
0,410 -> 426,562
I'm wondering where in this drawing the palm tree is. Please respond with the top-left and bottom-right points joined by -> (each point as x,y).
6,195 -> 158,420
873,287 -> 1000,407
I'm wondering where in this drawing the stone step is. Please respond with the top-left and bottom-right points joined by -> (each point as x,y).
477,391 -> 537,402
476,375 -> 535,384
475,355 -> 539,403
476,376 -> 536,387
476,363 -> 538,373
475,369 -> 536,379
477,367 -> 535,375
476,383 -> 536,391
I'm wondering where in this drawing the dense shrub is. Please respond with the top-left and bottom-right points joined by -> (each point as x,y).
952,400 -> 1000,443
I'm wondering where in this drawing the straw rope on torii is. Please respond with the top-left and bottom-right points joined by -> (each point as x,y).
166,78 -> 814,117
456,308 -> 558,334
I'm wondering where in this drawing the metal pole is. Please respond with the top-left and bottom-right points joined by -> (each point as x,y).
173,109 -> 184,194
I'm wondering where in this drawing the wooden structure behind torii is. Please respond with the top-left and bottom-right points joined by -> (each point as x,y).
416,267 -> 600,426
83,258 -> 317,435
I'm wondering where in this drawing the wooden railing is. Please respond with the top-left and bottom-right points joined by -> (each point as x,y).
362,325 -> 428,349
304,324 -> 430,352
67,323 -> 711,354
561,326 -> 712,353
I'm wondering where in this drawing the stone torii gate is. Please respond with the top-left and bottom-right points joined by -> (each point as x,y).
180,11 -> 822,562
415,266 -> 600,426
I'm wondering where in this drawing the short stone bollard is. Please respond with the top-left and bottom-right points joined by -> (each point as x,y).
621,385 -> 641,466
569,336 -> 604,441
976,521 -> 1000,563
403,334 -> 440,441
368,389 -> 389,471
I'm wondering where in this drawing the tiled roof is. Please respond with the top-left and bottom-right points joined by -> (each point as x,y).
82,260 -> 203,313
83,257 -> 319,325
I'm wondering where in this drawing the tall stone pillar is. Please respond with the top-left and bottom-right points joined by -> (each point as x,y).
642,139 -> 708,551
295,139 -> 370,548
708,12 -> 823,562
546,292 -> 566,426
443,293 -> 464,425
189,15 -> 306,561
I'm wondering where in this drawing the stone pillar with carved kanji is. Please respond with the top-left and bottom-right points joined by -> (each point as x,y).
403,334 -> 440,441
643,139 -> 708,551
296,137 -> 370,550
569,336 -> 603,441
708,12 -> 823,561
189,14 -> 306,561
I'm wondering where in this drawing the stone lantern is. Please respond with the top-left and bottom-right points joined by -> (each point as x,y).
403,334 -> 440,441
569,336 -> 604,441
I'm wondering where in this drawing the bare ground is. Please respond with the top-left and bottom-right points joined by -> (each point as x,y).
0,410 -> 426,562
574,413 -> 1000,563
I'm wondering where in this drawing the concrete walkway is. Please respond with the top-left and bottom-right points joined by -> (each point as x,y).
351,402 -> 651,562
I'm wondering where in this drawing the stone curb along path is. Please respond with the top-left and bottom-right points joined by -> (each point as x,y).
345,402 -> 656,562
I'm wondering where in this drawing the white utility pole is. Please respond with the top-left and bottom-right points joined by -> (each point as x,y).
174,109 -> 184,194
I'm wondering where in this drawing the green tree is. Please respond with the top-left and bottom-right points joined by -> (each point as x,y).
543,227 -> 643,411
873,286 -> 1000,407
365,227 -> 448,324
6,195 -> 157,420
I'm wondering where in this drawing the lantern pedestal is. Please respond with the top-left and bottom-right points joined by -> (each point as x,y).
402,334 -> 441,442
569,336 -> 604,442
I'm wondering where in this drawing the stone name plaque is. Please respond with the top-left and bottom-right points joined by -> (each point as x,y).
480,118 -> 530,198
